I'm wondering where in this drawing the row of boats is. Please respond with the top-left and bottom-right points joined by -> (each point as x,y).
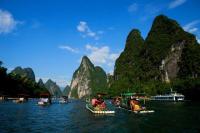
1,89 -> 185,115
11,93 -> 69,105
86,93 -> 155,114
85,90 -> 185,114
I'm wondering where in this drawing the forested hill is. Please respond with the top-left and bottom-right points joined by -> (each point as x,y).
0,62 -> 49,97
110,15 -> 200,100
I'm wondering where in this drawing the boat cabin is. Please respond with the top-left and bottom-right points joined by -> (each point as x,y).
38,93 -> 51,105
151,90 -> 184,101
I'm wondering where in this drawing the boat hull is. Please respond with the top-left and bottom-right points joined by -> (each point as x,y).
37,101 -> 50,106
86,104 -> 115,114
118,106 -> 154,114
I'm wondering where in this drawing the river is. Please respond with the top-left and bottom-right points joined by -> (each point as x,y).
0,100 -> 200,133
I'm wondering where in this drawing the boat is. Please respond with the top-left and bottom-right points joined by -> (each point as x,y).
0,94 -> 8,101
118,106 -> 154,114
86,103 -> 115,114
117,92 -> 154,114
111,96 -> 122,107
151,89 -> 184,102
38,93 -> 51,106
59,96 -> 68,104
86,93 -> 115,114
13,94 -> 29,103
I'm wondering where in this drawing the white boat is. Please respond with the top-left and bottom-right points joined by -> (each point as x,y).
38,98 -> 51,106
59,96 -> 68,104
151,89 -> 184,101
13,97 -> 28,103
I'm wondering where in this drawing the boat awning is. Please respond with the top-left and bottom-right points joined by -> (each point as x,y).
121,93 -> 136,96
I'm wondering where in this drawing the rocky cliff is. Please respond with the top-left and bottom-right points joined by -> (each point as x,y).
68,56 -> 107,99
45,79 -> 62,97
112,14 -> 200,94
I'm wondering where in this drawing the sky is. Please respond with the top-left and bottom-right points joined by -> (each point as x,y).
0,0 -> 200,88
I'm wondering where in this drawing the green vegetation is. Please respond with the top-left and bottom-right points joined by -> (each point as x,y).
90,66 -> 108,96
0,62 -> 49,97
11,66 -> 36,81
71,87 -> 78,98
178,44 -> 200,78
109,15 -> 200,101
143,15 -> 198,80
1,15 -> 200,101
63,85 -> 70,96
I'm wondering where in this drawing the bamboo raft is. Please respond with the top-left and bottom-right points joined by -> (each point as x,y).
86,104 -> 115,114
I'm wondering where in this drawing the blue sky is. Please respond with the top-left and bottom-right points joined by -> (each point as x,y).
0,0 -> 200,87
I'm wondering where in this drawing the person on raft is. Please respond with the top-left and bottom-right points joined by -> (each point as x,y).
129,96 -> 144,111
112,97 -> 121,106
91,94 -> 106,110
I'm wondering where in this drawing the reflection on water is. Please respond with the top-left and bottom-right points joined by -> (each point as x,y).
0,100 -> 200,133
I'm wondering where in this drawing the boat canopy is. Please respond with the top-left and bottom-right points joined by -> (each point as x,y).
121,93 -> 136,96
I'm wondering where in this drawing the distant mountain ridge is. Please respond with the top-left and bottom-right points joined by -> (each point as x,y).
0,65 -> 49,97
38,79 -> 45,88
63,85 -> 70,96
45,79 -> 62,97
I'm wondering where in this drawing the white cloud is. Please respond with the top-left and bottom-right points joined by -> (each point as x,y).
54,78 -> 70,88
128,3 -> 138,12
77,21 -> 101,40
85,44 -> 120,68
0,9 -> 22,34
59,45 -> 79,53
183,20 -> 199,33
77,21 -> 87,32
169,0 -> 187,9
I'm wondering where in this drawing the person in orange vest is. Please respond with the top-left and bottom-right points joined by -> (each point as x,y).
129,96 -> 142,111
